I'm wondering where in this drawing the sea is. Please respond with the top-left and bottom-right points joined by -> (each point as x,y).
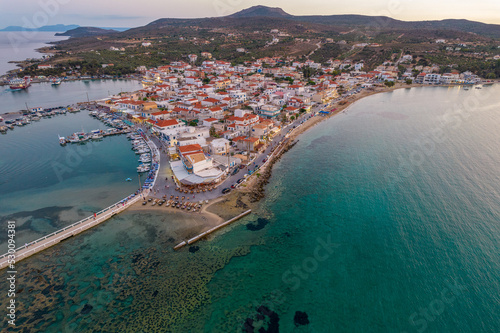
1,85 -> 499,332
0,79 -> 141,115
0,31 -> 68,76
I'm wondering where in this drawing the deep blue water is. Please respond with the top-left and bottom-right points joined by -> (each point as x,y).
1,85 -> 499,332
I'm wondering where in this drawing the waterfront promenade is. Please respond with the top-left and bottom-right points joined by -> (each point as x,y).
0,135 -> 160,270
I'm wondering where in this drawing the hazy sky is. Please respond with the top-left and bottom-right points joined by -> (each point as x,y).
0,0 -> 499,28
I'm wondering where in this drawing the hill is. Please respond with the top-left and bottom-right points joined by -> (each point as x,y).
227,5 -> 292,18
55,27 -> 119,38
24,5 -> 500,78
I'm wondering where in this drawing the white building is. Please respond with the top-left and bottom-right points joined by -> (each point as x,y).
210,138 -> 231,155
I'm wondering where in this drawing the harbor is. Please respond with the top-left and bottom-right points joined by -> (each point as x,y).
0,78 -> 141,115
0,130 -> 161,269
0,105 -> 82,133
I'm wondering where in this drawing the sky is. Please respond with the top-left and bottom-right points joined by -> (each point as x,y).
0,0 -> 499,29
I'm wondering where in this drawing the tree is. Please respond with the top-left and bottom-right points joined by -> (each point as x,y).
209,126 -> 216,137
405,79 -> 413,85
384,80 -> 395,88
280,114 -> 288,125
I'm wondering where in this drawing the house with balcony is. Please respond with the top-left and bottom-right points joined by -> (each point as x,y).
423,73 -> 442,84
258,104 -> 281,118
233,136 -> 260,152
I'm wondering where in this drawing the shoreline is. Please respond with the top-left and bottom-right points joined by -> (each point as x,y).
0,76 -> 140,86
201,81 -> 498,224
1,82 -> 497,260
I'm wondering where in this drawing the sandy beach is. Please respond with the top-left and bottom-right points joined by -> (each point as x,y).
127,200 -> 224,242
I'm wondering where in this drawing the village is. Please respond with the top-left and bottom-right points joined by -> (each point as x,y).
82,46 -> 491,191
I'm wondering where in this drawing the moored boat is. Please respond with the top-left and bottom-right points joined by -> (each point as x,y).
9,76 -> 31,90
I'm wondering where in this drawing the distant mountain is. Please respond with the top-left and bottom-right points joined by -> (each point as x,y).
228,5 -> 292,18
118,5 -> 500,39
55,27 -> 118,38
0,24 -> 79,32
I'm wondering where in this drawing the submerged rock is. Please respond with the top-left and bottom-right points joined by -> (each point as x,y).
189,246 -> 200,253
242,306 -> 280,333
246,218 -> 269,231
294,311 -> 309,326
81,304 -> 93,315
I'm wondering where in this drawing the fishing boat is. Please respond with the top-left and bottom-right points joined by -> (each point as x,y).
0,126 -> 7,133
59,136 -> 67,145
9,76 -> 31,90
137,165 -> 150,173
90,129 -> 103,140
51,78 -> 62,86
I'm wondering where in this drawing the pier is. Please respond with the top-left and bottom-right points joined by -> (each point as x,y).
173,209 -> 252,250
59,128 -> 131,145
0,136 -> 160,270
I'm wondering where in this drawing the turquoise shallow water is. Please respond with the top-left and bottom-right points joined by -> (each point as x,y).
1,86 -> 499,332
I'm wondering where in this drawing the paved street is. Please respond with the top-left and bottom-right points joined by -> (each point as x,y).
135,110 -> 317,203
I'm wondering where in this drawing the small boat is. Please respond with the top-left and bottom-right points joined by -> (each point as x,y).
51,78 -> 62,86
126,178 -> 132,182
59,135 -> 67,145
91,133 -> 103,140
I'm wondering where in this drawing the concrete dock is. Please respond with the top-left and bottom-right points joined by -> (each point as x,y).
174,209 -> 252,250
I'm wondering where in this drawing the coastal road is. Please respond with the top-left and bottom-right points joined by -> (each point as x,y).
136,110 -> 317,204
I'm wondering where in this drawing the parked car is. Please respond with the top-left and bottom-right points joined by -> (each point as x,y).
232,168 -> 239,176
237,178 -> 244,184
222,188 -> 231,194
